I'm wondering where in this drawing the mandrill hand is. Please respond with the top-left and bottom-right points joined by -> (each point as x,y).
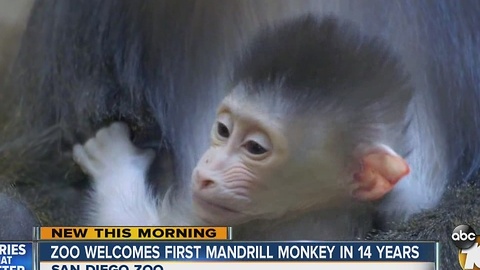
73,122 -> 155,180
72,122 -> 161,226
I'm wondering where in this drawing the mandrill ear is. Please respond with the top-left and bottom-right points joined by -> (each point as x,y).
351,144 -> 410,201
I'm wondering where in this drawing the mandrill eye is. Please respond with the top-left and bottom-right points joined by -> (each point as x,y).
244,140 -> 268,155
217,122 -> 230,138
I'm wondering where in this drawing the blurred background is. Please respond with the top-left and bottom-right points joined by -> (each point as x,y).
0,0 -> 32,76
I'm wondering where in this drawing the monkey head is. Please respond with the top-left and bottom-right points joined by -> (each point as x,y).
191,89 -> 290,225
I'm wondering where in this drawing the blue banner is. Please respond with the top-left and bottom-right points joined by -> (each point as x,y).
38,241 -> 436,262
0,242 -> 33,270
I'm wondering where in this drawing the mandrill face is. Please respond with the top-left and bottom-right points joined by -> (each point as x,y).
190,93 -> 292,225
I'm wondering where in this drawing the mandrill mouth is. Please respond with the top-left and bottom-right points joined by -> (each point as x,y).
193,193 -> 241,215
192,193 -> 250,225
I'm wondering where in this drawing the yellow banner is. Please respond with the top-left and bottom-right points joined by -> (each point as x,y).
39,226 -> 231,240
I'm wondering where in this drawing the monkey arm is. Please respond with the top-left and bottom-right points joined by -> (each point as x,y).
72,122 -> 161,225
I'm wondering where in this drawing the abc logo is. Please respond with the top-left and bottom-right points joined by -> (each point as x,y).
453,225 -> 480,270
452,225 -> 477,249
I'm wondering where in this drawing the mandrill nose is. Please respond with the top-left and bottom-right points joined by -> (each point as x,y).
193,168 -> 217,190
199,179 -> 215,189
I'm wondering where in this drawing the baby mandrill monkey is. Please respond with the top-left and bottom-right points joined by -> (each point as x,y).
73,16 -> 413,239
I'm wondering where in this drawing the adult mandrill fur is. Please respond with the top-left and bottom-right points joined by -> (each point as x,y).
1,1 -> 480,269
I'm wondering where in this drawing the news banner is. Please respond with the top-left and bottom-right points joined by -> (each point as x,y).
1,227 -> 439,270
